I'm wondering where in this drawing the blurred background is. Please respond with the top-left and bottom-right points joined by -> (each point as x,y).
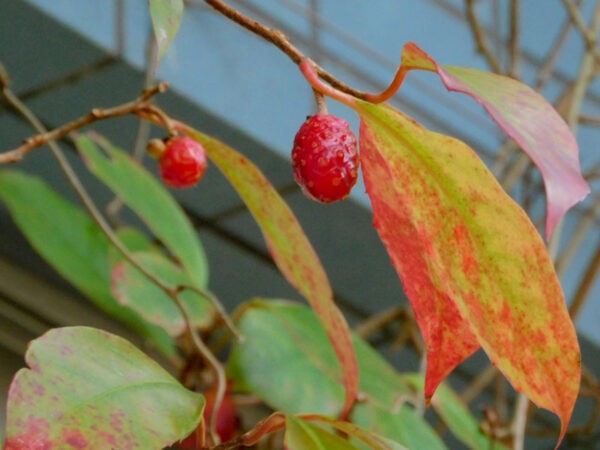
0,0 -> 599,448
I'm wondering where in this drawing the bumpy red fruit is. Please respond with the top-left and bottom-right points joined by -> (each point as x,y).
158,136 -> 207,188
291,114 -> 359,203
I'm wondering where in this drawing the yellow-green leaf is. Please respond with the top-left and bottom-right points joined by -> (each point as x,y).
356,100 -> 580,445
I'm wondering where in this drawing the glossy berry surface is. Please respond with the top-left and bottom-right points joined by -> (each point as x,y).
291,114 -> 359,203
158,136 -> 207,189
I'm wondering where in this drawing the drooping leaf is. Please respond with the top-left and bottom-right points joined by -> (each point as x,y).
228,300 -> 412,416
403,374 -> 510,450
0,169 -> 175,356
75,134 -> 208,288
356,100 -> 580,444
400,42 -> 589,239
351,403 -> 446,450
179,123 -> 358,417
285,415 -> 359,450
149,0 -> 184,65
111,251 -> 215,336
4,327 -> 204,449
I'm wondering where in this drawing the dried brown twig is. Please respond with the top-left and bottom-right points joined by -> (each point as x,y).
0,83 -> 168,163
464,0 -> 503,73
203,0 -> 370,100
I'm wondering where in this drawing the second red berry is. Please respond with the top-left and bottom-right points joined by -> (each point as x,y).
157,136 -> 207,189
291,114 -> 359,203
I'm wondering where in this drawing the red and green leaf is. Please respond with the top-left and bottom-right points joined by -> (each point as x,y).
4,327 -> 203,449
178,123 -> 358,418
399,42 -> 589,239
356,100 -> 580,445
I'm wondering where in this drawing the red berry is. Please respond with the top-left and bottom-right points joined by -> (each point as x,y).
158,136 -> 207,188
291,114 -> 359,203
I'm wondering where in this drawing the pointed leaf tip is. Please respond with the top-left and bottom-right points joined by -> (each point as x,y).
400,42 -> 590,240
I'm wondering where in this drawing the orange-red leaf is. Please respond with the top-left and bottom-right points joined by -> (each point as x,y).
356,101 -> 580,445
177,122 -> 358,418
400,42 -> 589,240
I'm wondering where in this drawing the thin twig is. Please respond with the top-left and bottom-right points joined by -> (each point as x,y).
556,194 -> 600,276
562,0 -> 600,130
106,27 -> 159,223
534,0 -> 583,89
562,0 -> 599,50
203,0 -> 370,99
580,113 -> 600,126
569,240 -> 600,319
354,307 -> 405,339
0,83 -> 168,163
170,292 -> 226,446
313,90 -> 328,115
464,0 -> 503,73
508,0 -> 521,78
460,364 -> 499,404
177,284 -> 242,342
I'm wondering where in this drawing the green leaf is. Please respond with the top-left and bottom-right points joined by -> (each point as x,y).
403,374 -> 510,450
285,415 -> 360,450
351,403 -> 446,450
356,100 -> 580,443
228,300 -> 410,416
107,227 -> 162,266
112,251 -> 215,336
180,123 -> 358,417
75,134 -> 208,288
228,299 -> 343,416
0,169 -> 175,356
4,327 -> 203,449
107,228 -> 214,337
149,0 -> 184,64
400,42 -> 589,239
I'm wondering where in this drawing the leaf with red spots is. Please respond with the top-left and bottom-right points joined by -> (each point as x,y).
400,42 -> 589,240
149,0 -> 184,65
4,327 -> 204,449
356,100 -> 580,446
179,123 -> 359,418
